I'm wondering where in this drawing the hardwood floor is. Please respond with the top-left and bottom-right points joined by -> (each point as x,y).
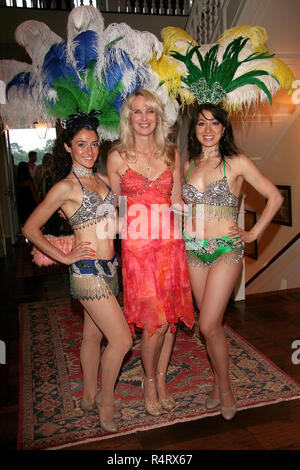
1,240 -> 300,451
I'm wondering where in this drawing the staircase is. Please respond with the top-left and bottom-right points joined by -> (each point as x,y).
2,0 -> 193,14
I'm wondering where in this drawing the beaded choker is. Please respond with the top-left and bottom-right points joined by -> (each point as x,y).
72,166 -> 93,177
201,147 -> 219,155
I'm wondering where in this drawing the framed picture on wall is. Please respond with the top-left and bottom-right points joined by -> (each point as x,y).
272,185 -> 292,226
244,210 -> 258,260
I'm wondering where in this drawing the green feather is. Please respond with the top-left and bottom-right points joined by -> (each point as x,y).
46,60 -> 123,133
169,35 -> 278,104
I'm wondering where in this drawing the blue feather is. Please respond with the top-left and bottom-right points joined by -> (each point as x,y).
42,41 -> 91,95
103,48 -> 150,112
103,49 -> 132,91
43,42 -> 77,85
6,72 -> 31,99
74,31 -> 99,71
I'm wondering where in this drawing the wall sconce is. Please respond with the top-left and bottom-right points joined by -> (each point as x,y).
33,121 -> 48,139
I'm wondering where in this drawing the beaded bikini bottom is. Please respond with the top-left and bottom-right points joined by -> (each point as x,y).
69,255 -> 119,300
183,232 -> 244,268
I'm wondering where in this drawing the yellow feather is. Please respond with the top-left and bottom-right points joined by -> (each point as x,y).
271,57 -> 295,91
217,25 -> 295,93
150,54 -> 195,106
217,25 -> 269,53
149,27 -> 197,106
161,26 -> 198,55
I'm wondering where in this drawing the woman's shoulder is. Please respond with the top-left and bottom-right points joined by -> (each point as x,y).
227,152 -> 252,168
51,175 -> 76,195
107,148 -> 124,165
183,157 -> 194,176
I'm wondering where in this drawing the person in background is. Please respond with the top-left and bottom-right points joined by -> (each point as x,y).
27,150 -> 38,178
34,152 -> 55,202
16,161 -> 39,226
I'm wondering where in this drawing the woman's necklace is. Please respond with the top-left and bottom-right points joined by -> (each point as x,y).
201,146 -> 219,156
72,166 -> 93,177
137,150 -> 154,173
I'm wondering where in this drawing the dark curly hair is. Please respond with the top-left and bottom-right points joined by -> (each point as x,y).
53,115 -> 100,181
187,103 -> 239,165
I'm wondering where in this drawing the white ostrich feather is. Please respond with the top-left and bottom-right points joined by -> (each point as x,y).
0,59 -> 53,128
102,22 -> 162,78
15,20 -> 62,69
97,126 -> 119,142
143,69 -> 180,125
0,59 -> 32,84
14,20 -> 62,101
224,76 -> 279,110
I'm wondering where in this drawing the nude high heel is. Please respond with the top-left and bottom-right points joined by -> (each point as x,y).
98,404 -> 118,433
156,371 -> 176,411
205,395 -> 220,410
205,386 -> 220,410
94,391 -> 121,419
80,398 -> 97,416
220,390 -> 236,421
141,376 -> 162,417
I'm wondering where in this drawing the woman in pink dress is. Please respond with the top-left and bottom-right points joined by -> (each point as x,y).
107,89 -> 194,417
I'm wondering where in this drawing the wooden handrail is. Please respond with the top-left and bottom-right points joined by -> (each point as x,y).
245,232 -> 300,287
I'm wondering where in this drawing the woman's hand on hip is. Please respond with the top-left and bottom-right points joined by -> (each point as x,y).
64,241 -> 95,265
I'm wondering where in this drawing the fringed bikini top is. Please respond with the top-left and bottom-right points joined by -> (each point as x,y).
68,172 -> 117,230
182,159 -> 238,221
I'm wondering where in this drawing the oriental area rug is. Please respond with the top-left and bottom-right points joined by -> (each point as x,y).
18,298 -> 300,450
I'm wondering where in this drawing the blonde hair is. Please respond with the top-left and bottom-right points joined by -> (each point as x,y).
115,89 -> 175,167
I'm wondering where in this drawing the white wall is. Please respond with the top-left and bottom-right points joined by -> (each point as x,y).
246,238 -> 300,294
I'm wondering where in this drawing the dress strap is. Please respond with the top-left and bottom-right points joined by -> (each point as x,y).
72,171 -> 84,190
118,151 -> 130,169
185,161 -> 195,183
95,173 -> 111,190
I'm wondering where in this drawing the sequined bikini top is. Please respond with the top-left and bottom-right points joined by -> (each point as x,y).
182,159 -> 238,220
68,172 -> 117,230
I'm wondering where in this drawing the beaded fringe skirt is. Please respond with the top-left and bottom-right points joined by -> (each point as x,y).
184,232 -> 244,268
69,256 -> 119,300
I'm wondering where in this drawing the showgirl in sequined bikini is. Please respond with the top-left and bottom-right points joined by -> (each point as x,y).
23,112 -> 132,433
182,104 -> 283,420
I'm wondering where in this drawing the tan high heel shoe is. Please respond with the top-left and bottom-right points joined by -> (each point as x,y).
156,372 -> 176,411
80,398 -> 97,416
94,391 -> 121,419
205,386 -> 220,410
98,404 -> 118,433
141,376 -> 162,417
220,390 -> 236,421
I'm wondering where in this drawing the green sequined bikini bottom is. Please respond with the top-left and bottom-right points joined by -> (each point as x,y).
183,232 -> 244,268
